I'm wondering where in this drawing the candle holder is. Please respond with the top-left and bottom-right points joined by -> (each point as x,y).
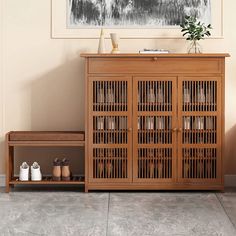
110,33 -> 120,54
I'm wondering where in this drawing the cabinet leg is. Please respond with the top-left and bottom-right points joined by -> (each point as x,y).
5,185 -> 10,193
85,185 -> 88,193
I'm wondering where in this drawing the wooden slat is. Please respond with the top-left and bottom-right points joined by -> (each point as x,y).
89,58 -> 222,74
81,53 -> 230,58
10,176 -> 85,185
9,131 -> 85,141
8,141 -> 85,147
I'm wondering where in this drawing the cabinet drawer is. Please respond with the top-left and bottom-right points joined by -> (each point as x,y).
88,58 -> 221,74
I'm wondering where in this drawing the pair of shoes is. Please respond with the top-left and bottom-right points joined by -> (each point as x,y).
52,158 -> 71,181
19,162 -> 42,181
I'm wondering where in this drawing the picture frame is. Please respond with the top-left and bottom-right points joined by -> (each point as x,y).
51,0 -> 223,39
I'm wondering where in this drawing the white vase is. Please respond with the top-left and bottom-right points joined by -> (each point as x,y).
98,29 -> 106,54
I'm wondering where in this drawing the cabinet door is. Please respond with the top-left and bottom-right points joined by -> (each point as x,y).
133,77 -> 177,183
88,77 -> 132,183
178,77 -> 222,184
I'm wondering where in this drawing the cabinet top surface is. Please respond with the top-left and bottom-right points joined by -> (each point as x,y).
81,53 -> 230,58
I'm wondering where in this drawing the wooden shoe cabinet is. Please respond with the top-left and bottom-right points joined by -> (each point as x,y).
81,53 -> 230,191
5,131 -> 85,192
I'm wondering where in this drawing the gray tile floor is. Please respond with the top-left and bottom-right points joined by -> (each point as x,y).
0,188 -> 236,236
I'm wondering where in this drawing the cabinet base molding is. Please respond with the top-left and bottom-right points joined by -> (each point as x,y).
87,183 -> 224,191
1,175 -> 236,188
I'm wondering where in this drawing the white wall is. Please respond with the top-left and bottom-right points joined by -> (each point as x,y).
1,0 -> 236,175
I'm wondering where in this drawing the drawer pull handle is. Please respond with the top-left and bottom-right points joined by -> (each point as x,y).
153,57 -> 158,61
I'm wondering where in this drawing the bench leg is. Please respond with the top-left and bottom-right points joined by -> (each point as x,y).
5,133 -> 14,193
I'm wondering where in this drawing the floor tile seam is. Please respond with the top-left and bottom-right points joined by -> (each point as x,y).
106,192 -> 110,236
215,193 -> 236,231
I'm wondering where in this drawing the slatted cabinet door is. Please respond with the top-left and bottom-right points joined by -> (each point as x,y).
88,77 -> 132,183
178,77 -> 222,184
133,77 -> 177,183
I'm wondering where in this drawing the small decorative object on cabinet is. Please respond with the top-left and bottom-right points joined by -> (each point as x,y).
5,131 -> 85,193
110,33 -> 120,54
98,29 -> 106,54
180,16 -> 212,53
81,53 -> 230,191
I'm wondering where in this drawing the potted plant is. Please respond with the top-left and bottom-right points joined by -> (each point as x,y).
180,16 -> 212,53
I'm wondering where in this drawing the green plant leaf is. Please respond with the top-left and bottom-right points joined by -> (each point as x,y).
180,15 -> 212,41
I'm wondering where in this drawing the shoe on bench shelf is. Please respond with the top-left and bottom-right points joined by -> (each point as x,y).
19,162 -> 29,181
61,158 -> 72,181
52,158 -> 61,181
31,162 -> 42,181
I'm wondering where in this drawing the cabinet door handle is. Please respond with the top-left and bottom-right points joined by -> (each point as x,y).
172,128 -> 178,132
178,128 -> 182,132
153,57 -> 158,61
128,128 -> 132,132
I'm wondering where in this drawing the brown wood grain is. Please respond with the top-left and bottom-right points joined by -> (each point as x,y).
88,58 -> 222,74
9,131 -> 85,141
81,53 -> 230,58
82,53 -> 229,191
5,131 -> 85,192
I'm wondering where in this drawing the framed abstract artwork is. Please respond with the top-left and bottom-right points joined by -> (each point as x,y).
51,0 -> 223,38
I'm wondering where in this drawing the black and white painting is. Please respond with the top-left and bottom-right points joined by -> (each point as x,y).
68,0 -> 211,28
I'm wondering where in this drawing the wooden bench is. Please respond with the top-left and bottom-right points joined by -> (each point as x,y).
5,131 -> 85,193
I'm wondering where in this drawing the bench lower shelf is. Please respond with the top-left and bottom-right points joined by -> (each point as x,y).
9,176 -> 85,185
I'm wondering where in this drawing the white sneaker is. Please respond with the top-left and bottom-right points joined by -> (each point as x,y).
31,162 -> 42,181
19,162 -> 29,181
